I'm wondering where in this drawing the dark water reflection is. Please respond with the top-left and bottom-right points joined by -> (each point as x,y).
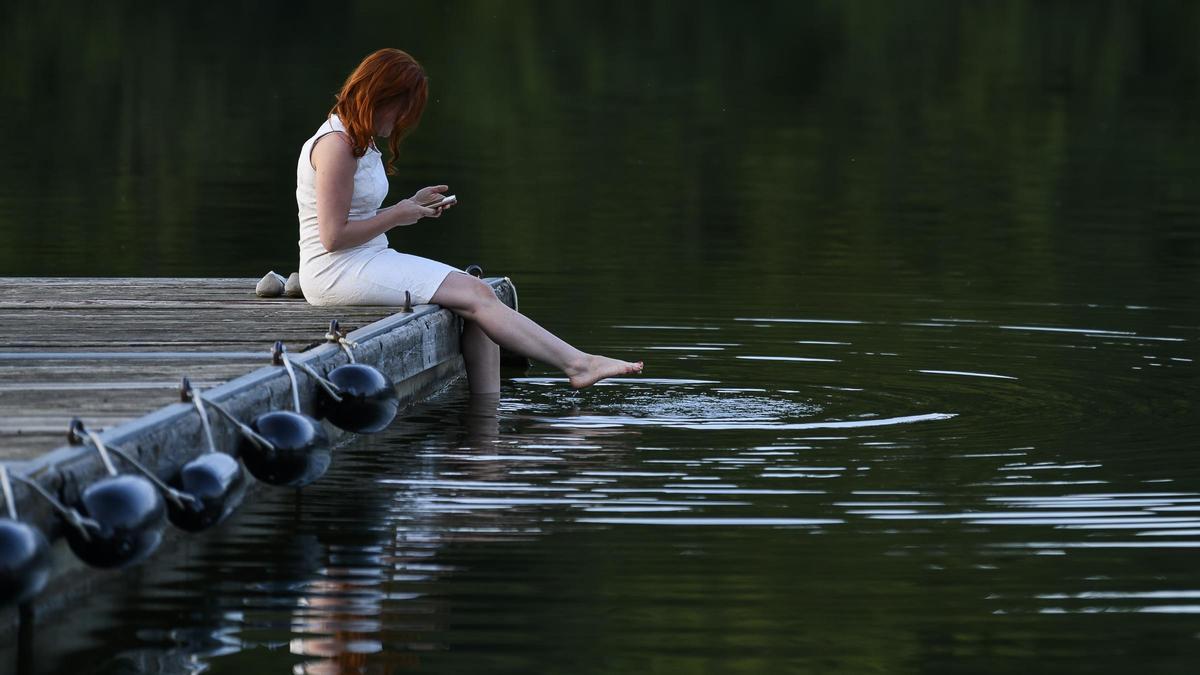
3,1 -> 1200,673
11,290 -> 1199,673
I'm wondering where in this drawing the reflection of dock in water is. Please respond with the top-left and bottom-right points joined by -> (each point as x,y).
0,275 -> 518,632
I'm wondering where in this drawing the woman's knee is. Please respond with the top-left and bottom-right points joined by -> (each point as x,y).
458,275 -> 499,309
437,274 -> 500,315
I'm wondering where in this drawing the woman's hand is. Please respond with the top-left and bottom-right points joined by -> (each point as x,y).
411,184 -> 455,216
389,199 -> 439,226
412,185 -> 449,207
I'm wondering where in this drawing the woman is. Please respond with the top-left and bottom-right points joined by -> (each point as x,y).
296,48 -> 642,393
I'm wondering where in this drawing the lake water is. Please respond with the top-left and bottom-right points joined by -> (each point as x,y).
2,2 -> 1199,673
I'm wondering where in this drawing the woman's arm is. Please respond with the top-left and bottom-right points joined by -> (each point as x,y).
312,133 -> 436,252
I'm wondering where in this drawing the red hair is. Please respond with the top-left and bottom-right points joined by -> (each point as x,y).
330,48 -> 428,174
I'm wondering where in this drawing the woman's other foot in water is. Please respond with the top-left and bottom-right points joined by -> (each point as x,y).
567,355 -> 644,389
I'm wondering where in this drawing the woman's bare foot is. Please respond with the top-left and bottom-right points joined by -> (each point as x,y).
568,355 -> 644,389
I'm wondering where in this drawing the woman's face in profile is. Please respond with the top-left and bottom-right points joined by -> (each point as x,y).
373,101 -> 402,137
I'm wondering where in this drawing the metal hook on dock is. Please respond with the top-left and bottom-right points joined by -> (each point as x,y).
169,378 -> 247,532
57,422 -> 167,568
70,420 -> 198,512
180,378 -> 275,452
190,383 -> 218,456
312,325 -> 401,434
325,320 -> 359,363
273,341 -> 343,407
68,419 -> 117,477
236,344 -> 331,487
270,342 -> 301,413
178,377 -> 220,452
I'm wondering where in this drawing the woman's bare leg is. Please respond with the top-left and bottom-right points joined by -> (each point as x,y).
461,319 -> 500,394
431,273 -> 642,389
463,392 -> 500,448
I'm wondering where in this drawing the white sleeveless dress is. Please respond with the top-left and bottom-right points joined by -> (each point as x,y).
295,114 -> 460,306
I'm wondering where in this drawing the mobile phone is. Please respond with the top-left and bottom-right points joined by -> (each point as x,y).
423,195 -> 457,209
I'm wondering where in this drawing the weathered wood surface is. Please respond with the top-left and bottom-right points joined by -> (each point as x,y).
0,278 -> 406,461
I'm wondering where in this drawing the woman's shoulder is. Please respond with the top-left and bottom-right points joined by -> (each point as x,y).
312,131 -> 355,160
308,118 -> 356,172
321,114 -> 380,156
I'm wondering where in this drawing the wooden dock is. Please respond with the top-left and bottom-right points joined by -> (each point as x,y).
0,278 -> 399,461
0,276 -> 518,628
